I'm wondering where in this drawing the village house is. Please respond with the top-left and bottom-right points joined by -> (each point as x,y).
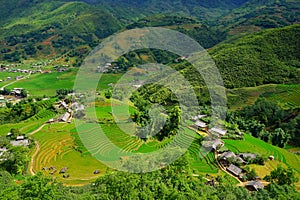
194,120 -> 208,129
60,167 -> 68,174
72,102 -> 85,112
238,153 -> 257,161
10,139 -> 30,147
47,118 -> 55,124
246,180 -> 264,191
227,164 -> 243,177
191,115 -> 207,121
59,101 -> 69,109
15,76 -> 23,80
0,95 -> 5,106
219,151 -> 246,165
209,127 -> 228,137
97,63 -> 112,73
219,151 -> 236,161
11,88 -> 23,96
202,139 -> 224,151
16,135 -> 25,140
60,112 -> 71,123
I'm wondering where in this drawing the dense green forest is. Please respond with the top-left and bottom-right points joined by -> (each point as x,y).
227,98 -> 300,147
210,24 -> 300,88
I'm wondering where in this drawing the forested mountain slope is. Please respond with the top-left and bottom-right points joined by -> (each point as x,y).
210,24 -> 300,88
217,0 -> 300,36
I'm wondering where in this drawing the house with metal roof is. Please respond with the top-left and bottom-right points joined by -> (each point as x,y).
209,127 -> 227,137
227,164 -> 242,176
246,180 -> 264,191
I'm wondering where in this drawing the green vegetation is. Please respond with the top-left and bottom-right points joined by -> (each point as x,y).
0,0 -> 300,198
0,98 -> 56,124
227,84 -> 300,110
1,154 -> 300,199
217,0 -> 300,36
210,24 -> 300,88
264,165 -> 299,186
224,134 -> 300,174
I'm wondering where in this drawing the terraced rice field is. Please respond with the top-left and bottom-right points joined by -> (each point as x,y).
31,123 -> 107,184
227,84 -> 300,110
188,137 -> 219,173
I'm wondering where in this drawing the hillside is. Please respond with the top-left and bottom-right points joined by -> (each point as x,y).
0,1 -> 122,61
76,0 -> 250,21
217,0 -> 300,36
210,24 -> 300,88
1,0 -> 299,62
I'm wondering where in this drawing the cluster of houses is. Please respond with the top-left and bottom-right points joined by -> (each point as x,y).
203,140 -> 265,191
194,114 -> 268,191
7,134 -> 30,147
192,115 -> 230,138
49,100 -> 85,123
97,63 -> 112,73
0,88 -> 25,106
11,88 -> 24,96
42,165 -> 101,178
0,134 -> 30,162
42,166 -> 70,178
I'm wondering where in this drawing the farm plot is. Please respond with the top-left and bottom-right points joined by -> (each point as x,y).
31,123 -> 107,184
188,136 -> 219,174
227,84 -> 300,110
0,110 -> 57,136
10,70 -> 77,96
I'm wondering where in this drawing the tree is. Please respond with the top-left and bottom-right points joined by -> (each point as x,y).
264,166 -> 299,185
20,89 -> 27,98
104,89 -> 112,99
271,128 -> 291,148
9,128 -> 20,140
19,172 -> 58,199
247,169 -> 258,181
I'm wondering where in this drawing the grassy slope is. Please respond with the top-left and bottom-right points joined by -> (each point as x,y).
224,134 -> 300,174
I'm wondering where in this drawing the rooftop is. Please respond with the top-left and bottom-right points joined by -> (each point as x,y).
195,120 -> 207,128
10,139 -> 30,147
209,127 -> 227,136
246,181 -> 264,191
227,164 -> 242,176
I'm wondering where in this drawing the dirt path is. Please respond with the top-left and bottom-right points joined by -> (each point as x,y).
0,74 -> 31,90
29,141 -> 40,175
28,123 -> 47,175
28,124 -> 47,136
